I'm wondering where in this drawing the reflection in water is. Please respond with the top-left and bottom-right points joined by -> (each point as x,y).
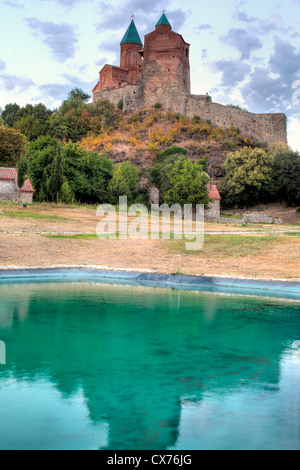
0,282 -> 299,450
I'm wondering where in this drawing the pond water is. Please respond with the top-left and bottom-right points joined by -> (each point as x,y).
0,281 -> 299,450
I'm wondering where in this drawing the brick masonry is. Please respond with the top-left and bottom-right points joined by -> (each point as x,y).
94,19 -> 287,146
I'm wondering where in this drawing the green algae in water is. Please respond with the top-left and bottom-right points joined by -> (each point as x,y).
0,282 -> 299,450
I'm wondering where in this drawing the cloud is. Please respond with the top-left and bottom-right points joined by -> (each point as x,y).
0,60 -> 6,72
235,10 -> 258,23
4,1 -> 25,8
269,36 -> 300,78
26,18 -> 78,62
41,0 -> 91,6
95,0 -> 187,38
38,75 -> 94,103
211,59 -> 251,87
196,24 -> 213,31
241,37 -> 300,117
256,14 -> 287,35
221,28 -> 262,59
0,74 -> 34,92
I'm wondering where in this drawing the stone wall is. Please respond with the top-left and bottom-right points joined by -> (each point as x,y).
0,180 -> 33,203
243,213 -> 283,224
95,83 -> 287,146
205,200 -> 220,218
0,180 -> 17,202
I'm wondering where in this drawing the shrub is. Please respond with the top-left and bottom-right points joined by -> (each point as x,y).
117,99 -> 124,111
221,148 -> 276,207
273,149 -> 300,205
164,159 -> 210,207
108,162 -> 140,205
0,126 -> 27,167
156,145 -> 187,162
60,181 -> 74,204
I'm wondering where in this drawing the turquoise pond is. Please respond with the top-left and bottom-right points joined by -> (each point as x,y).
0,280 -> 299,450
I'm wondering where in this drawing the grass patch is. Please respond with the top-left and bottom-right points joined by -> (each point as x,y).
47,234 -> 98,240
173,233 -> 279,256
0,211 -> 66,221
284,232 -> 300,237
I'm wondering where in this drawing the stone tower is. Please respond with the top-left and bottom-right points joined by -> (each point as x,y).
137,13 -> 191,109
92,19 -> 143,99
120,19 -> 143,84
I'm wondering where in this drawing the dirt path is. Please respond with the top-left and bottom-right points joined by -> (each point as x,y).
0,203 -> 299,280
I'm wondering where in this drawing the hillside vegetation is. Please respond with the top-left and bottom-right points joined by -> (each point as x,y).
1,89 -> 299,208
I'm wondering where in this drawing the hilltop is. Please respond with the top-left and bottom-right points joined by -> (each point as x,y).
78,106 -> 262,180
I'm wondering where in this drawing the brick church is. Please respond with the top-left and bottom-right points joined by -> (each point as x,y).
93,13 -> 190,99
93,13 -> 287,146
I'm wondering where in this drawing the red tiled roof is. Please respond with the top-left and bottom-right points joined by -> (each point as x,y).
0,167 -> 35,193
207,182 -> 221,201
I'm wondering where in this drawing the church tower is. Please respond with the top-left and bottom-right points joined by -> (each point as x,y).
142,13 -> 191,95
120,19 -> 143,84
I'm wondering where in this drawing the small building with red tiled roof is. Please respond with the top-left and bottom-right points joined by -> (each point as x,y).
0,167 -> 35,204
206,181 -> 221,218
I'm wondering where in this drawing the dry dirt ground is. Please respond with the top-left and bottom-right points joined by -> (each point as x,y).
0,202 -> 299,280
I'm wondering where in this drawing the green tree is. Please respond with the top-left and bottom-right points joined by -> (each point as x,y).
156,145 -> 187,162
14,115 -> 41,141
1,103 -> 20,127
221,148 -> 275,207
28,137 -> 113,204
13,103 -> 52,139
273,149 -> 300,205
39,169 -> 49,202
108,162 -> 140,205
49,146 -> 64,203
17,155 -> 28,204
163,159 -> 210,207
27,136 -> 60,199
67,88 -> 91,102
62,143 -> 113,203
0,126 -> 27,167
60,180 -> 74,204
48,96 -> 117,142
149,154 -> 188,201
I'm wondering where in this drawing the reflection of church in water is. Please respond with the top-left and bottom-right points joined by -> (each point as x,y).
1,282 -> 298,450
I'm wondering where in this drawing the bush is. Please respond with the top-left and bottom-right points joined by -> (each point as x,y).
221,148 -> 275,207
60,181 -> 74,204
108,162 -> 140,205
0,126 -> 27,167
273,149 -> 300,205
28,136 -> 113,203
164,159 -> 210,207
156,145 -> 187,162
117,99 -> 124,111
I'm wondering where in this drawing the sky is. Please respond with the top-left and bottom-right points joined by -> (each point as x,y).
0,0 -> 299,150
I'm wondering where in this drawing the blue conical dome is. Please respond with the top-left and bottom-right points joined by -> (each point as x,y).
120,20 -> 142,45
156,13 -> 171,27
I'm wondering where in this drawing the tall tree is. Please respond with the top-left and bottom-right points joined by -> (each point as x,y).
17,155 -> 28,204
67,88 -> 91,102
49,146 -> 64,204
1,103 -> 20,127
0,126 -> 27,167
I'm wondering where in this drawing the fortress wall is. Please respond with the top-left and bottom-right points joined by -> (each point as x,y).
95,84 -> 287,146
185,95 -> 287,145
94,84 -> 142,113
